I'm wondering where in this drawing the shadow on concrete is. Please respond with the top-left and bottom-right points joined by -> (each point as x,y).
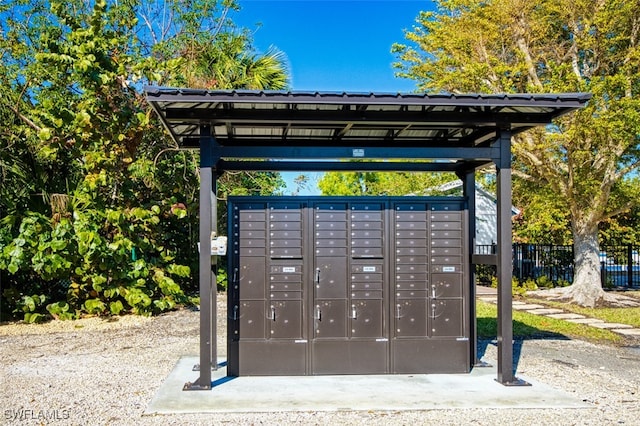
477,319 -> 570,374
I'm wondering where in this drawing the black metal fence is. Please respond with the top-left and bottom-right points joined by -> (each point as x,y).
475,244 -> 640,288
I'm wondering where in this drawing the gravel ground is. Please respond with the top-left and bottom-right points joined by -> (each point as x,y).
1,295 -> 639,426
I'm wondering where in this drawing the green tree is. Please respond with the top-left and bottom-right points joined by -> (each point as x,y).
319,167 -> 458,196
393,0 -> 640,306
0,0 -> 288,320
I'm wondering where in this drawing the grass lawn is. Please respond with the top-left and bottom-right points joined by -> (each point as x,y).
476,300 -> 626,345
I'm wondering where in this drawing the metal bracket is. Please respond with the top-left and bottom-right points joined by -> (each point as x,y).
496,377 -> 532,387
474,359 -> 493,368
183,379 -> 211,391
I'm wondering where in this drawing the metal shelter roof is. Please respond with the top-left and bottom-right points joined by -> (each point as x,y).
145,87 -> 590,169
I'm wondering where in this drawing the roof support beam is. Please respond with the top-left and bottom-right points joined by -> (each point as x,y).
216,159 -> 482,173
210,145 -> 499,161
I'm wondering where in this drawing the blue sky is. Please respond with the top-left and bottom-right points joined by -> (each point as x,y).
231,1 -> 435,194
232,0 -> 433,93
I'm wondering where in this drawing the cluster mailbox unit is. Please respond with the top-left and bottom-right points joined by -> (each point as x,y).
227,196 -> 470,376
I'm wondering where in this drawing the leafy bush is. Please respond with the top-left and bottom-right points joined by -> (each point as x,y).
0,200 -> 194,321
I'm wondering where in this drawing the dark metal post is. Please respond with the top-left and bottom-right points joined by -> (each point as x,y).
495,128 -> 529,386
184,124 -> 216,390
461,169 -> 480,367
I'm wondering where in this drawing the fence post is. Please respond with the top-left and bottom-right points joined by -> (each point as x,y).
628,244 -> 633,289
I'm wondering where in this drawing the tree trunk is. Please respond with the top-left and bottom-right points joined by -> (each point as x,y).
566,227 -> 606,307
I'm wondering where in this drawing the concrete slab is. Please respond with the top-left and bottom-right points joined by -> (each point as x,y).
612,328 -> 640,336
546,313 -> 586,320
145,357 -> 590,415
589,322 -> 634,329
525,308 -> 565,315
512,304 -> 545,310
479,297 -> 497,303
566,318 -> 605,324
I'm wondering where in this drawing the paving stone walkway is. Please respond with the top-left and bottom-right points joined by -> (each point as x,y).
477,287 -> 640,339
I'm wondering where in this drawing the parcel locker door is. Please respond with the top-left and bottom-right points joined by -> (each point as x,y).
314,257 -> 348,299
269,300 -> 303,339
350,299 -> 383,338
313,300 -> 347,338
239,300 -> 266,339
239,257 -> 266,299
430,299 -> 463,337
394,298 -> 427,337
431,273 -> 463,298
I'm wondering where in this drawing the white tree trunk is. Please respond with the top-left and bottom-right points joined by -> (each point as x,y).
566,229 -> 606,307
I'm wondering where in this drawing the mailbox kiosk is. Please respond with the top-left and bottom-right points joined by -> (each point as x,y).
145,87 -> 590,388
227,196 -> 470,376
